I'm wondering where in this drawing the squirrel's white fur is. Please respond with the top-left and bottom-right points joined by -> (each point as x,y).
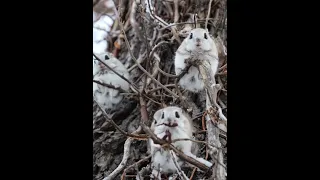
149,106 -> 212,177
93,52 -> 130,113
174,28 -> 219,92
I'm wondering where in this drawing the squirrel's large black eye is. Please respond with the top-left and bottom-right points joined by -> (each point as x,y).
154,120 -> 157,124
189,33 -> 193,39
161,112 -> 164,119
204,33 -> 208,39
175,111 -> 180,118
105,55 -> 109,60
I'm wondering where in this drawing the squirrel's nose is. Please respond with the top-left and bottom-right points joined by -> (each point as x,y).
196,38 -> 201,42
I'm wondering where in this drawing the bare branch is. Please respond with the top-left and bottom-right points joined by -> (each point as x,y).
93,80 -> 128,93
94,99 -> 148,139
140,122 -> 213,173
149,41 -> 170,59
170,150 -> 189,180
111,2 -> 180,99
205,0 -> 214,29
94,1 -> 227,179
173,0 -> 179,23
103,132 -> 139,180
121,155 -> 151,180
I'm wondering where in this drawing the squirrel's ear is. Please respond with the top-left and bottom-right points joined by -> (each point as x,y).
153,109 -> 163,121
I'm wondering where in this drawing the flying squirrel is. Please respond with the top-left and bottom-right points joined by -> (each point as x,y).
149,106 -> 212,178
93,52 -> 130,114
174,28 -> 219,92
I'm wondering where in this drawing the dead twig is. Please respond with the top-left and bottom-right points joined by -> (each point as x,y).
147,84 -> 176,93
111,3 -> 180,99
94,99 -> 148,139
170,150 -> 189,180
171,138 -> 223,151
173,0 -> 179,23
149,41 -> 171,59
121,155 -> 151,180
140,122 -> 213,173
157,66 -> 178,78
103,129 -> 141,180
93,80 -> 128,93
205,0 -> 214,29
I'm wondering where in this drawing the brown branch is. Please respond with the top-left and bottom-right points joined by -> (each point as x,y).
172,139 -> 226,169
146,84 -> 176,94
218,63 -> 227,71
189,167 -> 197,180
157,66 -> 178,78
149,41 -> 171,59
140,122 -> 213,173
139,96 -> 149,123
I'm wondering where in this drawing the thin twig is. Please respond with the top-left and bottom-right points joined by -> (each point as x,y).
93,80 -> 127,93
157,66 -> 178,78
170,150 -> 189,180
218,63 -> 227,71
147,84 -> 176,93
205,0 -> 214,29
140,122 -> 213,173
149,41 -> 171,58
103,135 -> 136,180
94,99 -> 148,139
93,53 -> 139,92
173,0 -> 179,23
121,155 -> 151,180
111,3 -> 180,99
160,22 -> 197,31
128,52 -> 147,72
172,138 -> 223,150
189,167 -> 197,180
